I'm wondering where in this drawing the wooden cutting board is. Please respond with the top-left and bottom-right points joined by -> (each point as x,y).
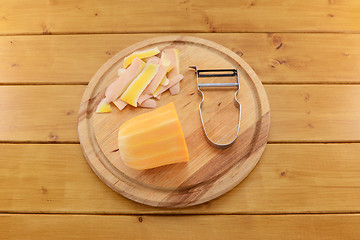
78,36 -> 270,207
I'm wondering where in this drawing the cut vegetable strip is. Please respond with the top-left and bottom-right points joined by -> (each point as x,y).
167,65 -> 174,72
113,98 -> 128,111
153,74 -> 183,97
96,48 -> 182,114
144,52 -> 171,95
163,49 -> 180,95
118,102 -> 189,170
105,58 -> 145,103
96,98 -> 112,113
117,68 -> 126,77
169,83 -> 180,95
137,93 -> 152,105
111,69 -> 128,111
145,56 -> 160,64
164,49 -> 179,77
124,47 -> 160,68
140,99 -> 156,108
121,62 -> 159,107
160,77 -> 169,86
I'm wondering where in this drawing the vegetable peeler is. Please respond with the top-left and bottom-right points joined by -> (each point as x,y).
190,66 -> 241,149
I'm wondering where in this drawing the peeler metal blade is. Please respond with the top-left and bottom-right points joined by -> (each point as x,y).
190,66 -> 241,149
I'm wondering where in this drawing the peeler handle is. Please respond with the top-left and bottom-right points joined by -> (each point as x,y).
190,66 -> 241,149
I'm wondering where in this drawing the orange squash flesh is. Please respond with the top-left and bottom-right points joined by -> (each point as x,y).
118,102 -> 189,170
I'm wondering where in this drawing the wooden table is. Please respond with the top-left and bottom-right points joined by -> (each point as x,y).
1,1 -> 360,239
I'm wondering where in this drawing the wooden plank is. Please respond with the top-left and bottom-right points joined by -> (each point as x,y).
1,213 -> 360,240
0,86 -> 82,142
267,85 -> 360,142
1,144 -> 360,214
1,33 -> 360,84
0,0 -> 359,35
1,85 -> 360,142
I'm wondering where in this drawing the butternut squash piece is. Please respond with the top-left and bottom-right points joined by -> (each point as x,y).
113,98 -> 127,111
163,49 -> 180,95
124,47 -> 160,68
144,52 -> 171,94
169,83 -> 180,95
160,77 -> 169,86
105,57 -> 145,103
118,102 -> 189,170
120,62 -> 159,107
145,56 -> 160,64
111,66 -> 131,112
117,68 -> 126,77
137,93 -> 152,105
96,98 -> 112,113
167,65 -> 174,72
140,99 -> 156,108
153,74 -> 183,97
112,66 -> 128,111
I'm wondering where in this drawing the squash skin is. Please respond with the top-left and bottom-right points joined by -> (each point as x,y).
124,47 -> 160,68
120,62 -> 159,107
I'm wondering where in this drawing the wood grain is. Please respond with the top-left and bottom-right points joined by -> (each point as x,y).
1,144 -> 360,214
0,0 -> 359,35
1,33 -> 360,84
1,85 -> 360,142
267,85 -> 360,142
1,0 -> 358,237
78,36 -> 270,207
1,213 -> 360,240
0,86 -> 82,142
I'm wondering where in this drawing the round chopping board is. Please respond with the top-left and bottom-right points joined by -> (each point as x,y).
78,35 -> 270,207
